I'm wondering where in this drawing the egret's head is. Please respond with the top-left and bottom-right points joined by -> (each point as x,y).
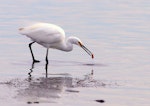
68,36 -> 82,45
68,36 -> 94,59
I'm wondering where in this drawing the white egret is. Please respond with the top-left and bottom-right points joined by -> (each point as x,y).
19,23 -> 94,63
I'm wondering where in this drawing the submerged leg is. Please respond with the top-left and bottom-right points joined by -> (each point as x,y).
45,48 -> 49,64
29,41 -> 40,63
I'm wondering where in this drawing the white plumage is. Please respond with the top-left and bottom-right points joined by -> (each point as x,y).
19,23 -> 94,63
19,23 -> 65,48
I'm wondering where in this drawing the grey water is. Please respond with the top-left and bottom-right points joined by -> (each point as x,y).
0,0 -> 150,106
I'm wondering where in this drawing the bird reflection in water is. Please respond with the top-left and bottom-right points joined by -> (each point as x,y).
17,62 -> 94,104
20,62 -> 71,103
28,62 -> 49,80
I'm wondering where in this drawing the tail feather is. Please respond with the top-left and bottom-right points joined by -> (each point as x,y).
19,28 -> 24,31
18,27 -> 27,35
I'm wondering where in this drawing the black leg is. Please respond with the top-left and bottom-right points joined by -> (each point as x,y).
45,49 -> 49,78
45,48 -> 49,64
29,42 -> 40,63
45,61 -> 48,78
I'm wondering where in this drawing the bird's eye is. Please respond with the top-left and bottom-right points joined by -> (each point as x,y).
78,42 -> 82,46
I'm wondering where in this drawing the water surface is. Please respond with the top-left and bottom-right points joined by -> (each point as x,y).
0,0 -> 150,106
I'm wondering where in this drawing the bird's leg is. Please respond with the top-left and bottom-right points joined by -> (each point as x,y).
45,49 -> 49,78
29,41 -> 40,63
45,61 -> 48,78
45,48 -> 49,64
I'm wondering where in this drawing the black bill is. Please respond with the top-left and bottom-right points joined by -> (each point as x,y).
81,45 -> 94,59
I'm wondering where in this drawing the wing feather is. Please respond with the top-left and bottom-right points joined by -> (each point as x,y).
19,23 -> 65,44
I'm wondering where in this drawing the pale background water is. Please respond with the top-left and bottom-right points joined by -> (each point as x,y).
0,0 -> 150,106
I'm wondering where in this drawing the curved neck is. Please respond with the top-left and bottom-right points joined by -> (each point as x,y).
58,37 -> 73,52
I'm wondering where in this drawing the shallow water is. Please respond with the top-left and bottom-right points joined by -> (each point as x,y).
0,0 -> 150,106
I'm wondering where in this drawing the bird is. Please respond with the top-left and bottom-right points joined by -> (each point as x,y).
19,23 -> 94,63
